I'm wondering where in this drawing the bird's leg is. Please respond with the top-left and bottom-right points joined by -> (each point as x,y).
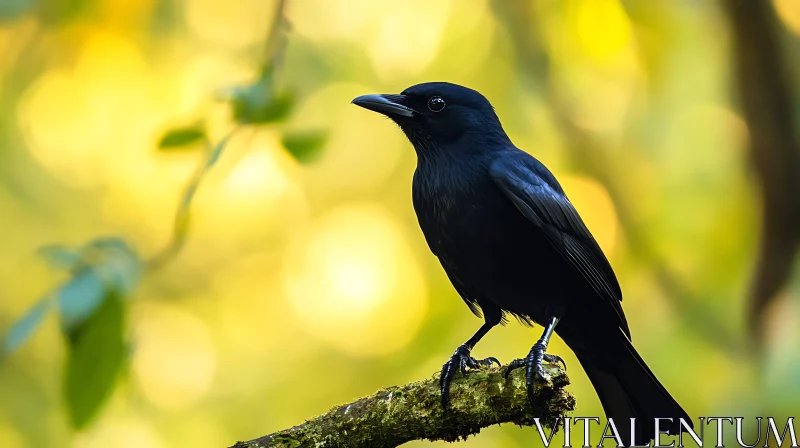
439,322 -> 500,408
505,316 -> 566,403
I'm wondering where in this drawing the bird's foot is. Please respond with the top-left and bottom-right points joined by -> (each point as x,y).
439,344 -> 500,408
504,342 -> 566,403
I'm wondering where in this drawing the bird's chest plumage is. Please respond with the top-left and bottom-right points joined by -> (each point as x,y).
412,162 -> 524,260
414,166 -> 477,246
412,176 -> 479,237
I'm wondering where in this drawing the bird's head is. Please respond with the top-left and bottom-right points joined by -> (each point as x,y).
352,82 -> 510,154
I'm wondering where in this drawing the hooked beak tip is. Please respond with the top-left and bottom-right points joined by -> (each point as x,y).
351,94 -> 415,118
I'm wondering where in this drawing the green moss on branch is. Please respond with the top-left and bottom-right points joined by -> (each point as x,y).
230,363 -> 574,448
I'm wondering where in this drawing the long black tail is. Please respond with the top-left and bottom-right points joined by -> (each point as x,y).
560,327 -> 692,446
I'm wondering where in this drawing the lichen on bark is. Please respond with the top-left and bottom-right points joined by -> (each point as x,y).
230,363 -> 574,448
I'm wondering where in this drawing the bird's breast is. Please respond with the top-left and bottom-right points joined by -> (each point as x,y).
412,166 -> 516,250
413,167 -> 474,221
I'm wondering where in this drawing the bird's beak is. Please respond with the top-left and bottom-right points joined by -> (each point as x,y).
351,94 -> 415,118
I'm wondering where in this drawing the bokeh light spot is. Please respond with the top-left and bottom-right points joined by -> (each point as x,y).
544,0 -> 640,133
223,145 -> 290,199
559,175 -> 619,256
327,259 -> 382,312
573,0 -> 632,61
284,204 -> 427,356
19,31 -> 150,188
0,421 -> 24,448
289,0 -> 451,80
132,304 -> 216,410
191,130 -> 310,246
775,0 -> 800,36
74,419 -> 165,448
368,0 -> 453,79
184,0 -> 275,48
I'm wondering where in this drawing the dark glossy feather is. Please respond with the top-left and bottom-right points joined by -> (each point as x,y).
489,153 -> 629,336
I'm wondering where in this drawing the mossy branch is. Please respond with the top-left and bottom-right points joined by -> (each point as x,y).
230,363 -> 574,448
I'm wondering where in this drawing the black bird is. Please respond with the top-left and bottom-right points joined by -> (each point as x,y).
352,82 -> 691,446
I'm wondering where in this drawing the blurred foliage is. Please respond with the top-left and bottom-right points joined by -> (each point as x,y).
0,0 -> 36,21
227,70 -> 295,125
157,125 -> 206,150
0,0 -> 798,447
281,130 -> 327,164
63,291 -> 125,429
1,0 -> 328,432
3,238 -> 140,358
1,297 -> 50,356
4,237 -> 140,429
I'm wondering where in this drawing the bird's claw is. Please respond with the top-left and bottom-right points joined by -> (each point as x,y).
439,344 -> 500,409
504,343 -> 565,404
543,353 -> 566,371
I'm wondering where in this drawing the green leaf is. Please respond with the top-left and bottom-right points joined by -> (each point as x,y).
57,270 -> 106,333
232,90 -> 295,124
281,130 -> 327,164
83,238 -> 142,294
225,69 -> 294,125
57,238 -> 141,332
158,126 -> 206,150
39,0 -> 89,25
1,298 -> 53,357
64,292 -> 126,429
258,93 -> 294,123
0,0 -> 36,21
37,244 -> 81,271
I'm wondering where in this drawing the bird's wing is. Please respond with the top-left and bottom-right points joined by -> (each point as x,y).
489,153 -> 629,334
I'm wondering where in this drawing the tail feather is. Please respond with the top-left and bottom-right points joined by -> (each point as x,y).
579,362 -> 649,445
562,327 -> 692,446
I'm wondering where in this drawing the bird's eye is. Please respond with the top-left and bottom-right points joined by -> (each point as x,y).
427,96 -> 446,113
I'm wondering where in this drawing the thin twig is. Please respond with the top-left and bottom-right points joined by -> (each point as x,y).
263,0 -> 290,72
146,0 -> 292,271
146,128 -> 239,271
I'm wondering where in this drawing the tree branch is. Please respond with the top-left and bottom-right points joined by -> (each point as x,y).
722,0 -> 800,346
229,364 -> 574,448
